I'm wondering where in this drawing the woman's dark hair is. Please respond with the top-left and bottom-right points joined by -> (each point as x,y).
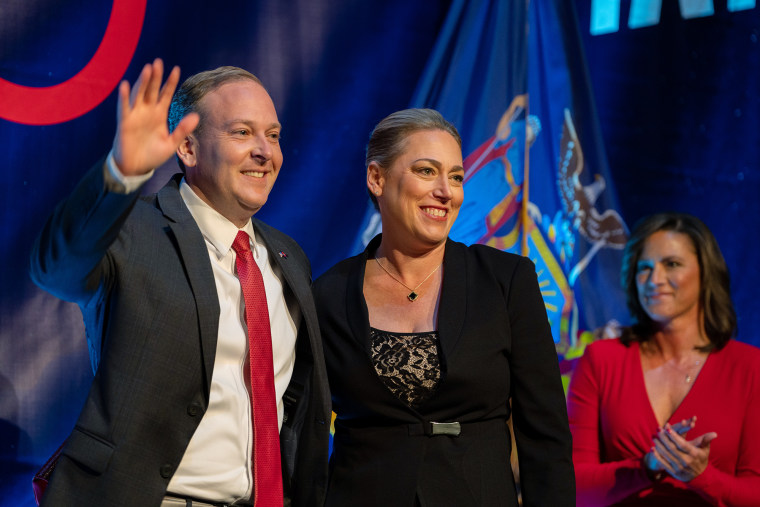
365,108 -> 462,209
620,212 -> 736,350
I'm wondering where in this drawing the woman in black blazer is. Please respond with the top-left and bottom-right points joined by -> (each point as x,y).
313,109 -> 574,506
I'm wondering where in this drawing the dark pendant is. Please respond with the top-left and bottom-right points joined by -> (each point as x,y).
407,291 -> 418,302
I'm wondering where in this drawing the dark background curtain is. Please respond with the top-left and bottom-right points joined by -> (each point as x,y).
575,0 -> 759,339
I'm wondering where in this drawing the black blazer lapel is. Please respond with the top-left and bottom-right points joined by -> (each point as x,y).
157,175 -> 221,395
347,237 -> 374,356
436,239 -> 467,363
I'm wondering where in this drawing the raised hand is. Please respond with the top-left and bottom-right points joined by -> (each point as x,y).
112,58 -> 199,176
651,423 -> 717,482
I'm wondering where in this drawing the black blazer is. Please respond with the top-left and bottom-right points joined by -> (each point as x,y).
30,159 -> 330,507
314,235 -> 574,507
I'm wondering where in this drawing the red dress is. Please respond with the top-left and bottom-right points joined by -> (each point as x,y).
567,338 -> 760,506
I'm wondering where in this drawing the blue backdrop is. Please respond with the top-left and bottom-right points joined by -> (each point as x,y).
575,1 -> 760,344
1,1 -> 758,505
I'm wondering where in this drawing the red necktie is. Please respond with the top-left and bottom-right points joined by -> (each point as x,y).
231,231 -> 283,507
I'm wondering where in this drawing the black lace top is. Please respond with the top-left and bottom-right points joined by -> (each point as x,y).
369,327 -> 442,408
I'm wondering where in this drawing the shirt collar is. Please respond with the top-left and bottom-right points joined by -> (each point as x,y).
179,179 -> 256,260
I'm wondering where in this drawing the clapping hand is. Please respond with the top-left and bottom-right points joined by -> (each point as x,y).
645,417 -> 717,482
643,416 -> 696,474
112,58 -> 199,176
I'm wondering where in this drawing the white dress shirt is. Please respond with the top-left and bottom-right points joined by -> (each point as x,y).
105,157 -> 299,503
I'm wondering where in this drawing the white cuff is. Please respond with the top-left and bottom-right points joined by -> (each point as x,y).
104,151 -> 155,194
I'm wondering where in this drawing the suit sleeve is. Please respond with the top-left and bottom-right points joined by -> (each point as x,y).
506,257 -> 575,507
567,343 -> 652,506
29,157 -> 140,306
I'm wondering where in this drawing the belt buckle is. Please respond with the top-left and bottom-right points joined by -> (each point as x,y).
430,421 -> 461,436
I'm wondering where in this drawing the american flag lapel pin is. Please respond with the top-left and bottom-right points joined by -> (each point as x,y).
278,251 -> 287,259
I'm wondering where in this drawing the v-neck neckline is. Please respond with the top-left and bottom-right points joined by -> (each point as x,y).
634,341 -> 712,429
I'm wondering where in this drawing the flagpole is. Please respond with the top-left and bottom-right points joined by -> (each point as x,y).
521,94 -> 530,257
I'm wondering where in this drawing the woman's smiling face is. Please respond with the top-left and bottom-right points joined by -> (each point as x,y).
372,129 -> 464,250
636,230 -> 702,326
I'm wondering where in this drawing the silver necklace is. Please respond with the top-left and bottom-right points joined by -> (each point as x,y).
684,360 -> 702,384
666,357 -> 704,384
374,255 -> 441,302
644,342 -> 708,384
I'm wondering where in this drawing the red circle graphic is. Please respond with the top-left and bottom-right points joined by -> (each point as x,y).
0,0 -> 147,125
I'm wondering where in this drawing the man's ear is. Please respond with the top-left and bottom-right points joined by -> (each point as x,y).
177,135 -> 197,168
367,161 -> 385,197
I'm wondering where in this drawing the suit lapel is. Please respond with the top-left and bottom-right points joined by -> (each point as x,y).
346,237 -> 375,356
252,220 -> 312,321
436,239 -> 467,362
347,248 -> 373,355
157,176 -> 221,395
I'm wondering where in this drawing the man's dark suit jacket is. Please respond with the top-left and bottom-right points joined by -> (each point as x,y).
30,159 -> 330,507
313,234 -> 575,507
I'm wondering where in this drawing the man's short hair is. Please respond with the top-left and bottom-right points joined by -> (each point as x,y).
168,66 -> 263,172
